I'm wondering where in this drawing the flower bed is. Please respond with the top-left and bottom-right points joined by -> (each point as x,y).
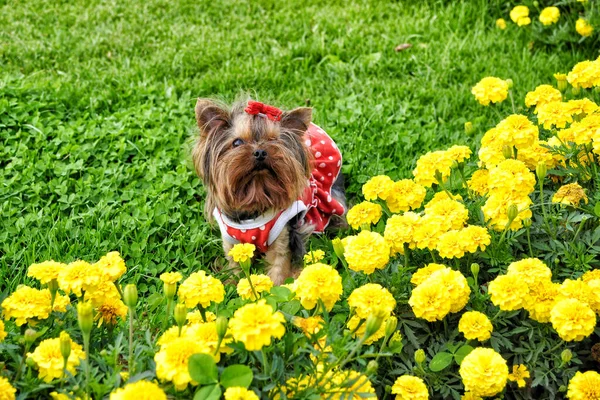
2,58 -> 600,399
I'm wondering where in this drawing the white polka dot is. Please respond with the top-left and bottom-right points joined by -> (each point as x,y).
259,225 -> 265,231
328,156 -> 333,160
232,235 -> 237,239
337,160 -> 341,167
251,236 -> 256,240
305,139 -> 311,146
240,229 -> 246,233
327,195 -> 332,202
319,163 -> 326,168
327,173 -> 332,176
320,176 -> 325,181
315,151 -> 322,158
263,242 -> 267,247
320,140 -> 326,144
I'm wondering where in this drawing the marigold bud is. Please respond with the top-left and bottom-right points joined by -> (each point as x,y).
523,218 -> 532,228
559,385 -> 567,392
60,331 -> 71,361
470,263 -> 480,277
123,284 -> 138,309
434,170 -> 444,185
24,329 -> 37,346
163,282 -> 177,300
415,349 -> 426,364
557,79 -> 568,92
26,356 -> 36,369
364,315 -> 384,339
502,145 -> 513,159
561,349 -> 572,364
385,316 -> 398,338
332,238 -> 345,259
216,316 -> 228,340
505,78 -> 513,89
536,162 -> 547,181
77,302 -> 94,336
533,1 -> 539,7
507,204 -> 519,222
366,360 -> 379,375
464,121 -> 474,135
48,279 -> 59,304
174,303 -> 187,330
572,86 -> 581,96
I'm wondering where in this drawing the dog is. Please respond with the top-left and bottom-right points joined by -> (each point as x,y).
192,98 -> 346,284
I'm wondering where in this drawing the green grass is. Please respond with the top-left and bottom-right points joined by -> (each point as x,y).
0,0 -> 595,294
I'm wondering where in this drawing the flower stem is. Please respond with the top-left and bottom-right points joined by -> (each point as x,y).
526,225 -> 533,257
128,306 -> 135,375
261,349 -> 270,375
539,180 -> 556,239
83,335 -> 91,398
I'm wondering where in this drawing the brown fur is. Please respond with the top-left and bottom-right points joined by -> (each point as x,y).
192,97 -> 315,283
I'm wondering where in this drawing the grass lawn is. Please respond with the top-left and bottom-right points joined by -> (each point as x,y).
0,0 -> 594,294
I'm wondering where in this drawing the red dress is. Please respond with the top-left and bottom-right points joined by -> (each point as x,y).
214,123 -> 344,252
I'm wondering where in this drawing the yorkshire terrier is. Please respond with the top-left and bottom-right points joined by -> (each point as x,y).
192,98 -> 346,284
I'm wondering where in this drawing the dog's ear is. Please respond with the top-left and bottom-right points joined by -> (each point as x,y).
195,99 -> 230,136
280,107 -> 312,135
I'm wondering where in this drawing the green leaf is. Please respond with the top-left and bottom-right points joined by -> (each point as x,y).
429,352 -> 453,372
193,384 -> 222,400
220,364 -> 253,388
454,345 -> 474,365
594,202 -> 600,217
188,354 -> 218,385
281,299 -> 301,316
269,286 -> 292,301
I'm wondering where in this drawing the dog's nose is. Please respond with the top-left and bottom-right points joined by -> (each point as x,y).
253,149 -> 267,161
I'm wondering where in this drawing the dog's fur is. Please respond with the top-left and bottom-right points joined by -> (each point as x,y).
192,98 -> 345,284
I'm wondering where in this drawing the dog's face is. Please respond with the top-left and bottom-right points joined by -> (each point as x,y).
193,99 -> 313,218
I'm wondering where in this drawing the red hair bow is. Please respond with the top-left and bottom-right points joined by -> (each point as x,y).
244,101 -> 283,122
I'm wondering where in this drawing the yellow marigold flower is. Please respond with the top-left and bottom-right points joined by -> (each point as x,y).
510,5 -> 530,26
0,377 -> 16,400
458,311 -> 493,341
391,375 -> 429,400
157,325 -> 188,347
550,298 -> 596,341
552,183 -> 588,206
461,392 -> 482,400
536,102 -> 573,130
496,18 -> 506,30
159,272 -> 182,285
459,348 -> 508,397
154,336 -> 204,390
348,283 -> 396,319
488,159 -> 535,196
460,226 -> 491,253
517,141 -> 556,170
467,170 -> 489,196
342,231 -> 390,275
517,17 -> 531,27
0,321 -> 6,342
568,60 -> 600,89
237,274 -> 273,301
292,316 -> 323,336
27,337 -> 86,383
409,279 -> 451,321
109,380 -> 167,400
488,274 -> 528,311
57,260 -> 101,297
478,146 -> 504,169
508,364 -> 530,388
566,99 -> 598,117
506,258 -> 552,287
436,230 -> 466,259
413,215 -> 448,250
228,299 -> 285,351
567,371 -> 600,400
327,370 -> 376,399
496,114 -> 539,149
425,192 -> 463,207
472,77 -> 509,106
525,85 -> 562,109
346,201 -> 382,229
411,263 -> 446,286
304,249 -> 325,264
362,175 -> 394,201
539,7 -> 560,25
384,212 -> 421,254
413,150 -> 454,187
185,321 -> 233,360
96,297 -> 128,327
554,73 -> 567,82
228,243 -> 256,264
576,18 -> 594,37
424,198 -> 468,230
223,387 -> 259,400
386,179 -> 427,213
1,286 -> 69,326
347,315 -> 387,344
447,145 -> 472,163
295,263 -> 342,311
86,280 -> 122,307
524,280 -> 560,323
27,260 -> 67,284
482,194 -> 532,231
93,251 -> 127,282
558,279 -> 600,312
177,270 -> 224,308
582,269 -> 600,283
427,268 -> 470,313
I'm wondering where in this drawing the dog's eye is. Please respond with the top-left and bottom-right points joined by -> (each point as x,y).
232,138 -> 245,148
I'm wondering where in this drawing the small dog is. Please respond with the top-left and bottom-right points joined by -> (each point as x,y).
192,98 -> 346,284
